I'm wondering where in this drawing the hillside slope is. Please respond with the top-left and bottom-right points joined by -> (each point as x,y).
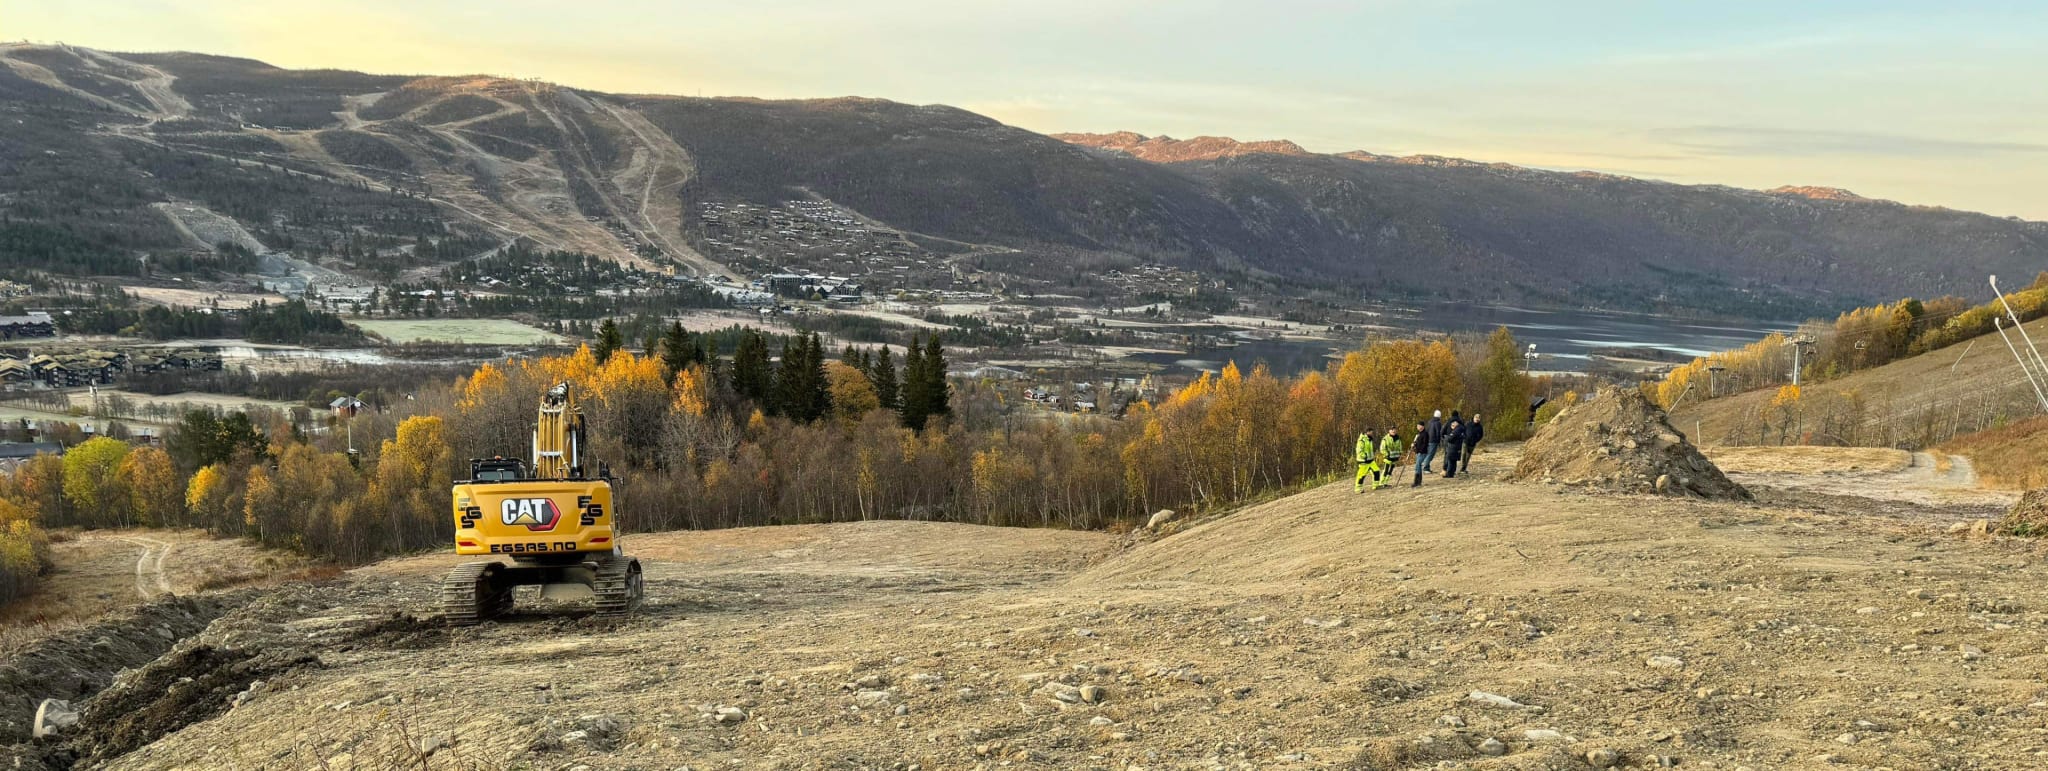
2,44 -> 2045,313
1670,314 -> 2048,447
8,450 -> 2045,769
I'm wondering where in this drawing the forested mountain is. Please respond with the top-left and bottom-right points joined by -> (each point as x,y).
2,43 -> 2044,315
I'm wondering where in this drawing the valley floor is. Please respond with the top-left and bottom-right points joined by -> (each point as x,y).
12,447 -> 2048,770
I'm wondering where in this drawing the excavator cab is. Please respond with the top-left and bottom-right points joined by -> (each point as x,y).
440,382 -> 643,625
470,457 -> 528,482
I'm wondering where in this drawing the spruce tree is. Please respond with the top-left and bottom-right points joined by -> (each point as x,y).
732,330 -> 772,405
804,333 -> 830,422
772,338 -> 802,417
870,347 -> 899,409
594,319 -> 625,364
922,334 -> 950,420
660,322 -> 693,380
899,334 -> 928,430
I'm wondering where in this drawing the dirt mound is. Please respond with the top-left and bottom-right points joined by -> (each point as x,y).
1513,386 -> 1749,500
2000,489 -> 2048,535
60,581 -> 432,766
0,596 -> 228,744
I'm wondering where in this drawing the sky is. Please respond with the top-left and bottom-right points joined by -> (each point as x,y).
15,0 -> 2048,219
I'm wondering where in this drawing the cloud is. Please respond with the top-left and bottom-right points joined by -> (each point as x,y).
1651,126 -> 2048,158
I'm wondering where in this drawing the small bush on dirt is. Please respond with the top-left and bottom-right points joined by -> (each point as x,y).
2000,490 -> 2048,537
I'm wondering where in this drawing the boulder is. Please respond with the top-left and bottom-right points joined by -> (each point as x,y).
1146,509 -> 1179,530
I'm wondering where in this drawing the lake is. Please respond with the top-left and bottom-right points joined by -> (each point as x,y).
1130,305 -> 1796,376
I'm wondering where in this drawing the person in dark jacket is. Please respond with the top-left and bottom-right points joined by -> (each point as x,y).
1441,417 -> 1465,478
1460,414 -> 1484,475
1410,420 -> 1431,488
1421,410 -> 1445,472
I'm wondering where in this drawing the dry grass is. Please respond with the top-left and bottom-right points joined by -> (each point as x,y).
0,529 -> 316,652
1941,415 -> 2048,490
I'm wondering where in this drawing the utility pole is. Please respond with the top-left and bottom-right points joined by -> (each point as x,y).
1706,365 -> 1725,398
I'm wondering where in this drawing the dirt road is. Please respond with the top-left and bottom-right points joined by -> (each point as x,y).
35,447 -> 2041,770
1707,445 -> 2020,514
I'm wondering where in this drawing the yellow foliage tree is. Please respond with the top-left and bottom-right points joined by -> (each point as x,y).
365,415 -> 455,558
185,464 -> 222,518
242,465 -> 274,534
0,500 -> 47,605
825,362 -> 880,423
1279,370 -> 1337,479
458,361 -> 508,413
1337,340 -> 1463,431
672,364 -> 712,417
118,446 -> 183,528
63,437 -> 132,527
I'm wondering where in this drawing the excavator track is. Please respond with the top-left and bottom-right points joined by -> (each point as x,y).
591,554 -> 643,618
440,561 -> 512,627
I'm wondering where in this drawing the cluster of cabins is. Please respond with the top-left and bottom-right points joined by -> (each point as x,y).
1018,375 -> 1158,416
0,312 -> 56,340
0,349 -> 224,389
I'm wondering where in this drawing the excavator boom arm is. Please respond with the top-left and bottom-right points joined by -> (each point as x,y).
532,382 -> 583,480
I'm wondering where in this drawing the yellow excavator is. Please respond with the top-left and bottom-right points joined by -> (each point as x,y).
440,382 -> 643,625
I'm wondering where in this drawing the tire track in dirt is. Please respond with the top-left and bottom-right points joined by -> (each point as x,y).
116,537 -> 175,599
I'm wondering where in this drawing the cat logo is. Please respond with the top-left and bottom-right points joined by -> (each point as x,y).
500,498 -> 562,532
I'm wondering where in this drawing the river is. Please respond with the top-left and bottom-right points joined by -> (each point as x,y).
1129,305 -> 1797,376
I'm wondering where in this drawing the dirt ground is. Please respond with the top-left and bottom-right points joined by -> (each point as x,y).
1707,446 -> 2020,514
0,445 -> 2032,770
0,530 -> 307,653
1701,446 -> 1913,476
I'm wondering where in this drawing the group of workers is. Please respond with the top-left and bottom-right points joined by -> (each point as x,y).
1353,410 -> 1485,492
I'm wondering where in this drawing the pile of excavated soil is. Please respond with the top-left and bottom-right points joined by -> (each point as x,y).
2000,489 -> 2048,535
0,597 -> 228,744
1514,386 -> 1749,500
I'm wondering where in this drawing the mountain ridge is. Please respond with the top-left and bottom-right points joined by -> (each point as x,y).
2,43 -> 2044,315
1062,131 -> 1996,219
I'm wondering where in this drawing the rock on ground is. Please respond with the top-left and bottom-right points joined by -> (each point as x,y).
1513,386 -> 1749,500
30,700 -> 76,739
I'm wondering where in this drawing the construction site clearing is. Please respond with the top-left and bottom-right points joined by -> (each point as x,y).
2,434 -> 2045,770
